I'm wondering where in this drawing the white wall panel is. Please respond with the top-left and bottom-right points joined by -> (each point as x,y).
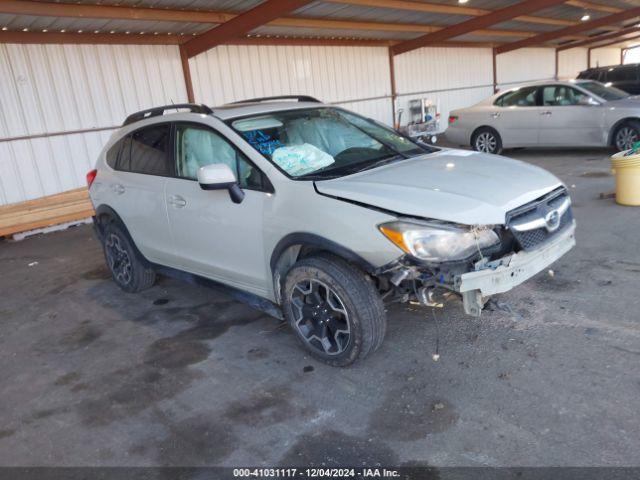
496,48 -> 555,88
590,47 -> 621,68
190,44 -> 393,124
558,48 -> 588,79
0,43 -> 187,206
393,47 -> 493,127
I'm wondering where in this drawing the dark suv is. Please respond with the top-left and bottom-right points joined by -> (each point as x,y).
578,63 -> 640,95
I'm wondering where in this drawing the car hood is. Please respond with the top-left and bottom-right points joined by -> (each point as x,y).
606,96 -> 640,108
315,149 -> 563,225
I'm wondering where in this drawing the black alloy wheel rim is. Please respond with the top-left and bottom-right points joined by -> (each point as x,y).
290,279 -> 351,356
105,233 -> 133,285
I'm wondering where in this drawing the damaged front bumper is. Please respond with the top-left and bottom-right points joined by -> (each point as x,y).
455,221 -> 576,316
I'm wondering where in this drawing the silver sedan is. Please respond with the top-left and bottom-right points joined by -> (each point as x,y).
446,80 -> 640,154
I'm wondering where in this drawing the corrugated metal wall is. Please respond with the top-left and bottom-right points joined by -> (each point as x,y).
558,48 -> 588,79
590,47 -> 621,68
496,48 -> 556,88
393,46 -> 494,127
0,43 -> 187,206
189,44 -> 393,125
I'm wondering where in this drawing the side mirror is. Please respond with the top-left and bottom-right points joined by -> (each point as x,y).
578,96 -> 600,106
197,163 -> 245,204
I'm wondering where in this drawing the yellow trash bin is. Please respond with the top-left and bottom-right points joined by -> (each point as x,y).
611,150 -> 640,206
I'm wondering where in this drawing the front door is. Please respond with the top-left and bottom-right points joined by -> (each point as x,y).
538,85 -> 605,147
164,122 -> 273,297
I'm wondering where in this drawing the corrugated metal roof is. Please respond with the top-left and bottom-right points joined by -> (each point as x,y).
2,0 -> 639,46
0,14 -> 211,34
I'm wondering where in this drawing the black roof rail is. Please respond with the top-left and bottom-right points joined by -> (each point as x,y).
229,95 -> 322,105
122,103 -> 213,126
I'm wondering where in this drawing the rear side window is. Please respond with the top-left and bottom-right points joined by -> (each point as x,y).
495,86 -> 539,107
126,124 -> 171,176
608,66 -> 636,83
105,140 -> 122,169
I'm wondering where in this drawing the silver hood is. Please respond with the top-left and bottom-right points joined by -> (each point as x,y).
315,149 -> 563,225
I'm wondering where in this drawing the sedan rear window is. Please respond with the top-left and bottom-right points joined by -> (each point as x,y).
495,86 -> 538,107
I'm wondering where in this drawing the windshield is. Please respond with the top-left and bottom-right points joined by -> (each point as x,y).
229,107 -> 430,179
576,81 -> 629,101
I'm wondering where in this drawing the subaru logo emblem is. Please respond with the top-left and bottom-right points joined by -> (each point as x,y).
545,209 -> 561,232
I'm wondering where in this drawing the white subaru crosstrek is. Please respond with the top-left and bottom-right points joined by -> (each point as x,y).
87,97 -> 576,366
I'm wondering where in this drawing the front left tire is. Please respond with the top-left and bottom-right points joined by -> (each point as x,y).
613,120 -> 640,152
282,253 -> 386,367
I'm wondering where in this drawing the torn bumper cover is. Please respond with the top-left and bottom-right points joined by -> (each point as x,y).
456,221 -> 576,316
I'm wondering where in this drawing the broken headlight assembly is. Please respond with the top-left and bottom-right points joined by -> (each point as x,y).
378,220 -> 500,262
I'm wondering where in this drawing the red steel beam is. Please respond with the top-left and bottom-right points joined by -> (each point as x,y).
497,7 -> 640,54
589,33 -> 640,51
557,25 -> 640,51
182,0 -> 315,58
391,0 -> 567,56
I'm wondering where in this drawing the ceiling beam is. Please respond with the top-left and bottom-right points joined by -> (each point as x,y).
557,25 -> 640,50
0,31 -> 184,45
327,0 -> 576,27
496,7 -> 640,54
391,0 -> 569,56
182,0 -> 317,58
589,33 -> 640,51
0,0 -> 233,23
565,1 -> 622,14
0,31 -> 503,48
0,0 -> 537,42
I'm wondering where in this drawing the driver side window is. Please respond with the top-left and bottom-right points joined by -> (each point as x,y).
175,124 -> 267,191
541,86 -> 589,106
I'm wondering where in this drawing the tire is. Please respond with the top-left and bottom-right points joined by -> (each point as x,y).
613,120 -> 640,152
472,127 -> 503,155
282,253 -> 386,367
102,223 -> 156,293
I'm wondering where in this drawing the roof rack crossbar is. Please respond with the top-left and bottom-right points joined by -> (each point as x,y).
123,103 -> 213,126
229,95 -> 322,105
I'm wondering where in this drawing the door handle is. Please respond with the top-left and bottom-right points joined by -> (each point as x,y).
490,112 -> 501,118
112,184 -> 125,195
168,195 -> 187,208
540,111 -> 552,116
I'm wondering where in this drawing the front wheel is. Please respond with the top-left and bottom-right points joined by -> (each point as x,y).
472,127 -> 503,155
613,121 -> 640,151
282,254 -> 386,367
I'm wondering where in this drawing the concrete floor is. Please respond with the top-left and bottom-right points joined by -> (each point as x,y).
1,147 -> 639,468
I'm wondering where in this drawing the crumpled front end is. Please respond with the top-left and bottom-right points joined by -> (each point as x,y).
376,187 -> 577,316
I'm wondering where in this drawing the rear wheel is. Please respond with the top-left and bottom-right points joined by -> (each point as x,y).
472,127 -> 503,155
282,254 -> 386,367
102,223 -> 156,293
613,121 -> 640,151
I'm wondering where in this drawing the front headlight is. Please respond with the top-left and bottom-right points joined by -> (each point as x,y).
379,221 -> 500,262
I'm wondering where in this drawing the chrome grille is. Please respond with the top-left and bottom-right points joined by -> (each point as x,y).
506,188 -> 573,251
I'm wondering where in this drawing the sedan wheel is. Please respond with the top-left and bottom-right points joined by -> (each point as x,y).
615,126 -> 639,151
472,128 -> 502,154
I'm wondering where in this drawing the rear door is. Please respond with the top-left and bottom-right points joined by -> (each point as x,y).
107,123 -> 176,265
164,122 -> 273,297
537,84 -> 606,147
491,86 -> 542,147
